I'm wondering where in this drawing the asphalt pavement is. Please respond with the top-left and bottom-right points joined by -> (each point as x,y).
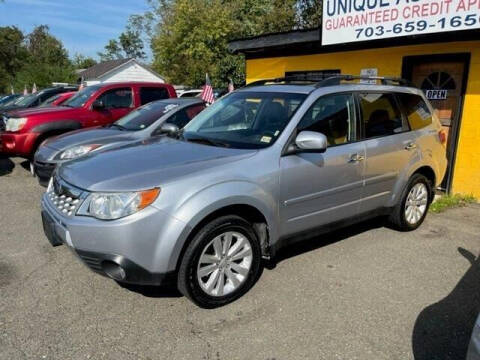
1,157 -> 479,360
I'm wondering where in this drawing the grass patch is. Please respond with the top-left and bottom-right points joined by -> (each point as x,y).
430,193 -> 477,213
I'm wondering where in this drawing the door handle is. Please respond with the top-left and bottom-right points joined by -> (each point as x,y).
349,153 -> 365,163
405,142 -> 417,151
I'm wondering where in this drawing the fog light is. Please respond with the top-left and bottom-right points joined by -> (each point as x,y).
102,261 -> 126,281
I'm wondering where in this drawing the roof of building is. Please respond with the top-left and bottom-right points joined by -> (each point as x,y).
78,58 -> 165,82
229,27 -> 480,59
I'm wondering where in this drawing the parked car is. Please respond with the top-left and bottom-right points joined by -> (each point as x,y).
41,75 -> 447,308
178,89 -> 202,98
34,98 -> 205,186
468,314 -> 480,360
0,82 -> 176,159
0,94 -> 22,108
0,86 -> 78,113
40,91 -> 76,107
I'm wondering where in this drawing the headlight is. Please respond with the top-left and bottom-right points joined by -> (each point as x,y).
5,117 -> 27,132
59,144 -> 102,160
86,188 -> 160,220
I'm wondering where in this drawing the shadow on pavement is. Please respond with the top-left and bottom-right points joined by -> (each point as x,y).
0,156 -> 14,176
274,217 -> 386,264
117,282 -> 183,298
412,247 -> 480,360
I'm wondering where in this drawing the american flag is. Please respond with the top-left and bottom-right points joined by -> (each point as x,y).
228,78 -> 234,93
201,73 -> 215,104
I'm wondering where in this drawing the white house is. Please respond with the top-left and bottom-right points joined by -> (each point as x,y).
78,58 -> 165,86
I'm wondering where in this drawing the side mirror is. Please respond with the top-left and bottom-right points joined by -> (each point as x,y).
289,131 -> 328,154
157,122 -> 179,136
92,100 -> 105,110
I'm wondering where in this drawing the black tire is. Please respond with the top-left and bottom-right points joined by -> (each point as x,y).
177,215 -> 262,308
389,173 -> 433,231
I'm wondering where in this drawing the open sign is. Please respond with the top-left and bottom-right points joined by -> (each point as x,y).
426,90 -> 448,100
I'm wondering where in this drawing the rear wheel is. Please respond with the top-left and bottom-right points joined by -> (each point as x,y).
177,215 -> 262,308
389,173 -> 432,231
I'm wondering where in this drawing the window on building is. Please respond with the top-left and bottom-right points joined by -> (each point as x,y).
297,93 -> 356,146
285,70 -> 341,82
98,88 -> 133,108
398,93 -> 433,130
140,87 -> 169,105
358,93 -> 404,139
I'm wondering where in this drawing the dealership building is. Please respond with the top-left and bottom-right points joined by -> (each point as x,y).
229,0 -> 480,197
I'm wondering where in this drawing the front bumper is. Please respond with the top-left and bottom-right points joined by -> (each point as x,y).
0,131 -> 38,157
41,189 -> 190,286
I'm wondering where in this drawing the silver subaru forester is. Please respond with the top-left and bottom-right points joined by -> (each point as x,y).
41,76 -> 447,308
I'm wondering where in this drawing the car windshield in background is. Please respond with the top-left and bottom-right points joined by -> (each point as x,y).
40,94 -> 60,107
14,93 -> 38,107
114,102 -> 177,131
63,86 -> 100,108
182,91 -> 306,149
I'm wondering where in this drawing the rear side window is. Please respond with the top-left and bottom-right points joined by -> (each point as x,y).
358,93 -> 404,139
298,94 -> 356,146
397,93 -> 433,130
98,88 -> 133,108
140,87 -> 169,105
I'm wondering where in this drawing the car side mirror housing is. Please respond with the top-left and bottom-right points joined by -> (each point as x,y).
287,131 -> 328,155
157,122 -> 179,136
92,100 -> 105,110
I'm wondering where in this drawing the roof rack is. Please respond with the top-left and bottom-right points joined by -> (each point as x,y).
315,75 -> 414,88
244,76 -> 318,87
244,74 -> 415,89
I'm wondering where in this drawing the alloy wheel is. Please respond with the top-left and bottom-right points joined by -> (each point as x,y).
196,231 -> 253,297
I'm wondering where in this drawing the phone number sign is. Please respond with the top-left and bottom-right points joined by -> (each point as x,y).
322,0 -> 480,45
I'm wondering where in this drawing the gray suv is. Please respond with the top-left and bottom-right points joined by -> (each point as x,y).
41,75 -> 447,308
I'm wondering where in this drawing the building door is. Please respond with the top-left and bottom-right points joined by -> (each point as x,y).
402,53 -> 470,191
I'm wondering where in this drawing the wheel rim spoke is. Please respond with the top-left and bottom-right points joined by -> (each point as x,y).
230,246 -> 252,261
213,237 -> 223,258
230,262 -> 249,277
200,254 -> 219,264
198,263 -> 218,278
205,269 -> 221,292
228,237 -> 246,257
226,268 -> 241,288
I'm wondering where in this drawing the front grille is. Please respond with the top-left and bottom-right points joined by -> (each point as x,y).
46,176 -> 85,217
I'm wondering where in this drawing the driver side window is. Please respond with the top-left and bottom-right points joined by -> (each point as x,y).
297,93 -> 356,146
97,88 -> 133,109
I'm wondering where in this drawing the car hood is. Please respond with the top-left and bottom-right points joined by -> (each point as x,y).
58,137 -> 257,192
7,106 -> 80,118
43,127 -> 135,151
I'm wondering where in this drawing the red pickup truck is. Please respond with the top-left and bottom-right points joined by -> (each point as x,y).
0,82 -> 176,159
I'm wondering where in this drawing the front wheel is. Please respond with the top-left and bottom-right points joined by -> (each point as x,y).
177,215 -> 262,308
389,173 -> 432,231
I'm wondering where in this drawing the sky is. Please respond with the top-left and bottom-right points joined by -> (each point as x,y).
0,0 -> 151,59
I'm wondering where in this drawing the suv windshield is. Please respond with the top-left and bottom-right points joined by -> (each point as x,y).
14,93 -> 39,107
182,91 -> 306,149
114,102 -> 178,131
63,86 -> 100,108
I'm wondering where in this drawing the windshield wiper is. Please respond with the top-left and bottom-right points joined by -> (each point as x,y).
185,136 -> 230,148
110,123 -> 128,131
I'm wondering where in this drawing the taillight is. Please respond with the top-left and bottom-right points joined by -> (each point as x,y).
438,129 -> 447,145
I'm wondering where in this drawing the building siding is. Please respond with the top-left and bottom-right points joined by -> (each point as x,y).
98,62 -> 164,84
245,40 -> 480,197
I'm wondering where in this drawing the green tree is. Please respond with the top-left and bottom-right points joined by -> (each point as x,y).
0,26 -> 27,93
72,53 -> 97,69
98,29 -> 146,61
147,0 -> 320,88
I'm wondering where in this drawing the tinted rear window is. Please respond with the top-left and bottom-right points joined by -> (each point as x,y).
398,93 -> 433,130
140,87 -> 169,105
359,93 -> 404,139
